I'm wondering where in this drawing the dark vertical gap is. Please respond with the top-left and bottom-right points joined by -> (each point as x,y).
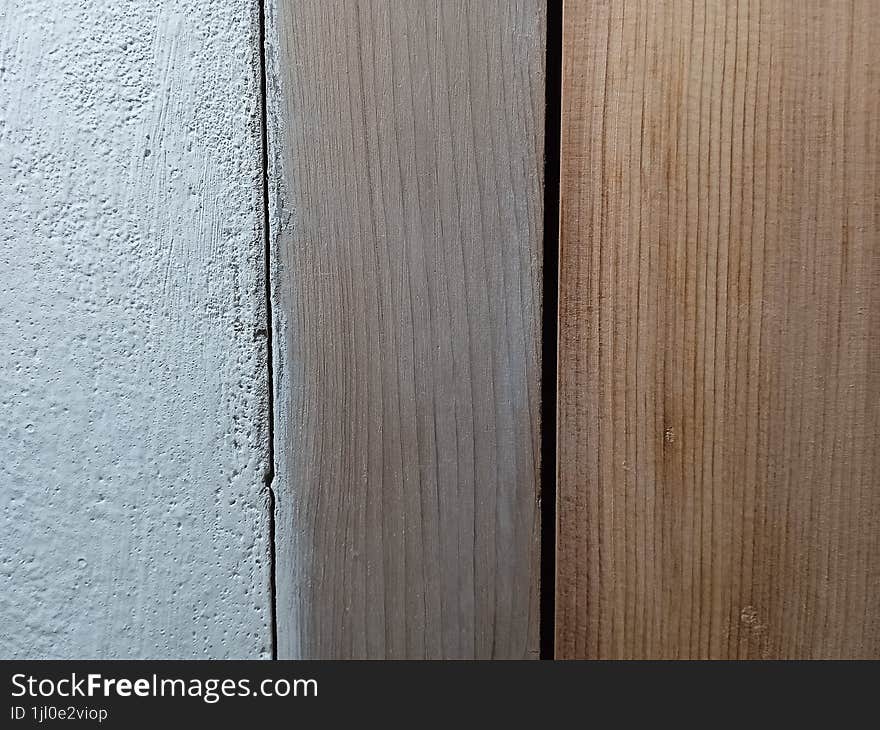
257,0 -> 278,660
540,0 -> 563,661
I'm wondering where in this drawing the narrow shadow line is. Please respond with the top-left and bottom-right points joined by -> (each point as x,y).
257,0 -> 278,660
540,0 -> 563,661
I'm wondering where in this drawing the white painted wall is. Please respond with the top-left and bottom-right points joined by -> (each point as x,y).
0,0 -> 272,657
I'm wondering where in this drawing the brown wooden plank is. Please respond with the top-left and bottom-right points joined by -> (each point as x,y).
267,0 -> 546,658
557,0 -> 880,658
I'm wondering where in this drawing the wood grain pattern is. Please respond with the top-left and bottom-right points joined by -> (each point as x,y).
268,0 -> 546,658
557,0 -> 880,658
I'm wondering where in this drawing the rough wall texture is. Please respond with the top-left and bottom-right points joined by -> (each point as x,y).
0,0 -> 272,658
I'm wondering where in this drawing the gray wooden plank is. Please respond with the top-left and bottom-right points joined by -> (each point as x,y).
0,0 -> 271,658
266,0 -> 545,659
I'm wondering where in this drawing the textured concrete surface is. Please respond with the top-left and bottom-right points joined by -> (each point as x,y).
0,0 -> 272,658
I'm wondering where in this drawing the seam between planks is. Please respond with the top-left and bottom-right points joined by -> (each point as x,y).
540,0 -> 564,661
257,0 -> 279,660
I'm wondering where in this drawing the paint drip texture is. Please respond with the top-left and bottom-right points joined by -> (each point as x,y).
0,0 -> 272,657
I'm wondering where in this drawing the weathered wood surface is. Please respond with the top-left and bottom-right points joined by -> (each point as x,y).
268,0 -> 546,658
557,0 -> 880,658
